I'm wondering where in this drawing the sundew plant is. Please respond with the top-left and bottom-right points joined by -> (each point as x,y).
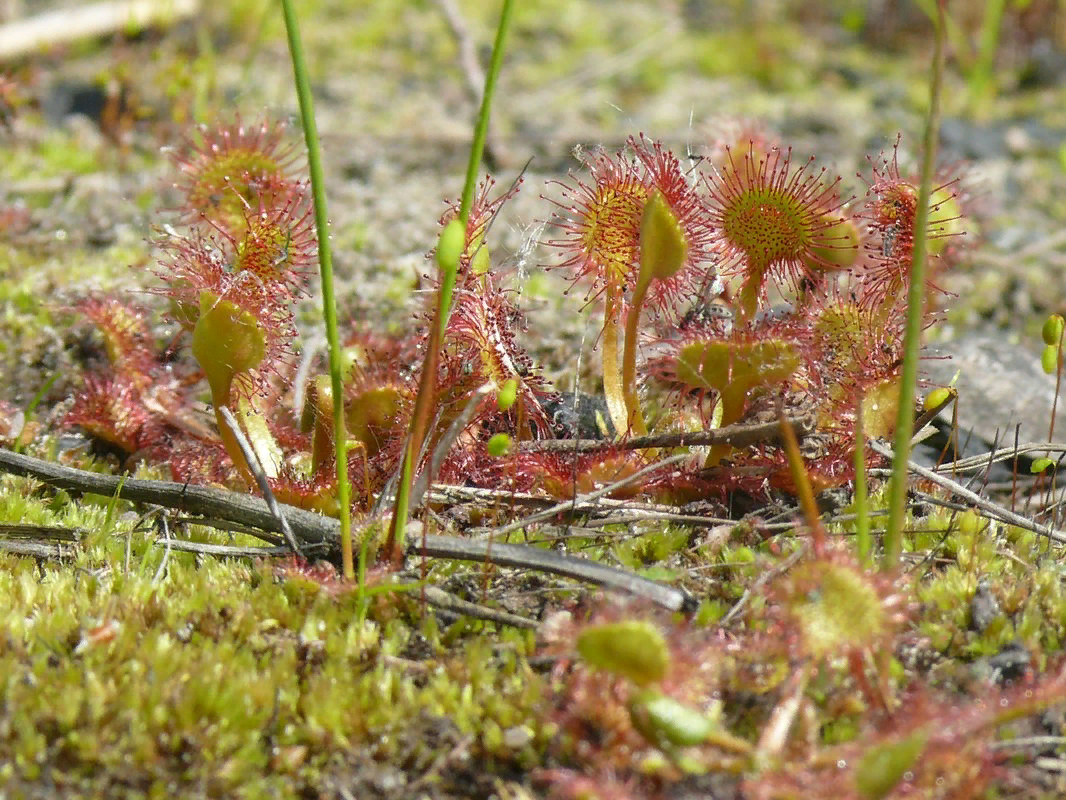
62,126 -> 965,514
2,0 -> 1066,797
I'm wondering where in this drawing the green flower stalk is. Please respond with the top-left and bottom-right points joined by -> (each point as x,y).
623,189 -> 688,438
384,0 -> 516,566
549,136 -> 715,436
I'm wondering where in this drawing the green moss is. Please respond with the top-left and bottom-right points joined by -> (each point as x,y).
823,715 -> 862,745
694,599 -> 728,625
0,481 -> 548,792
0,128 -> 100,180
690,25 -> 815,91
614,525 -> 688,570
910,503 -> 1066,662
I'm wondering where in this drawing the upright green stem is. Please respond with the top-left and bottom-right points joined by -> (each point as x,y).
970,0 -> 1006,112
602,281 -> 630,437
279,0 -> 353,578
458,1 -> 513,225
621,275 -> 650,438
883,0 -> 945,569
385,0 -> 515,564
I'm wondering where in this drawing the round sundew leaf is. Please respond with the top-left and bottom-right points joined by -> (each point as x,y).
721,186 -> 806,269
874,180 -> 918,229
792,562 -> 886,659
583,182 -> 647,287
576,619 -> 669,687
177,125 -> 296,235
235,218 -> 291,283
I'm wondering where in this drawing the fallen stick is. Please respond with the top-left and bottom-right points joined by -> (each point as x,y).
516,415 -> 813,454
868,440 -> 1066,544
0,447 -> 695,612
0,0 -> 199,62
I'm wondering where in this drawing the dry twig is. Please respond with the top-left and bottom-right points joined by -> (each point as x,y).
0,448 -> 694,612
869,440 -> 1066,544
517,416 -> 812,454
0,0 -> 199,61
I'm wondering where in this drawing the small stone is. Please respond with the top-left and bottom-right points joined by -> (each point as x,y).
1004,125 -> 1031,155
503,725 -> 533,749
973,641 -> 1032,686
969,577 -> 1002,633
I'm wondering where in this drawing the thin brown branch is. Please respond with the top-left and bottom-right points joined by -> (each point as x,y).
425,485 -> 740,529
218,406 -> 302,558
517,416 -> 813,455
154,539 -> 327,558
470,453 -> 690,539
168,517 -> 286,547
0,523 -> 81,540
932,442 -> 1066,473
412,533 -> 695,613
421,585 -> 537,629
0,448 -> 693,612
0,447 -> 339,547
869,440 -> 1066,544
0,539 -> 78,559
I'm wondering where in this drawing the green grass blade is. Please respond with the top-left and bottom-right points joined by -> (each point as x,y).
279,0 -> 354,579
883,0 -> 946,569
15,371 -> 59,454
387,0 -> 515,561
